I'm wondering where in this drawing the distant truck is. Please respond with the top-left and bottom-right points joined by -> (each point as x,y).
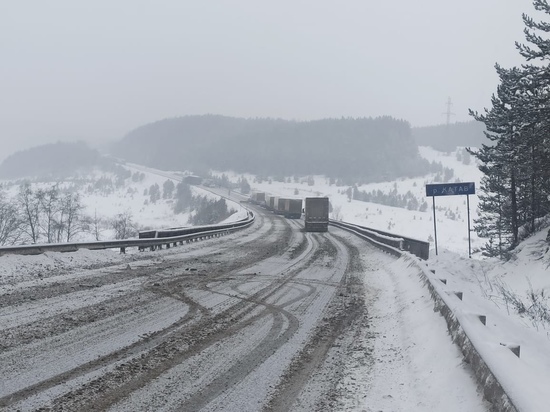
273,197 -> 287,215
283,198 -> 302,219
183,175 -> 202,185
304,197 -> 329,232
265,194 -> 277,211
249,191 -> 266,205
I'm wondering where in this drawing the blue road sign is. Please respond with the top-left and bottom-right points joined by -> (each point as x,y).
426,182 -> 475,197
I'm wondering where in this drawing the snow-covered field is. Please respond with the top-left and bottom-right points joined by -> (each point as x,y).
0,162 -> 247,242
1,146 -> 549,410
230,146 -> 483,256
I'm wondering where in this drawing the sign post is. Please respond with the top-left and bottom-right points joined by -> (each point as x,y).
432,196 -> 438,256
425,182 -> 475,257
467,194 -> 472,257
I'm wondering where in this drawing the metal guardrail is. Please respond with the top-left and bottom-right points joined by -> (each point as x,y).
0,214 -> 255,257
329,220 -> 430,260
330,222 -> 517,408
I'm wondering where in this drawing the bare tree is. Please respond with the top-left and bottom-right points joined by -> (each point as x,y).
89,209 -> 104,241
111,210 -> 136,239
0,194 -> 23,245
57,192 -> 85,242
37,184 -> 60,243
17,182 -> 41,243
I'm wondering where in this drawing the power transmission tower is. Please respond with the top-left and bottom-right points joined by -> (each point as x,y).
443,97 -> 455,126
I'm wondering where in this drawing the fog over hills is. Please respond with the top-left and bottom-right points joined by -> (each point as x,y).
412,121 -> 486,152
0,117 -> 486,182
0,142 -> 100,179
112,115 -> 435,183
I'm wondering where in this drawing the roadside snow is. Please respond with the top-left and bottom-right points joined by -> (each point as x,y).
338,253 -> 487,411
427,231 -> 550,411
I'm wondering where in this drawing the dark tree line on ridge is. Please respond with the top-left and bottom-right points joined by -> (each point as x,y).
469,0 -> 550,258
112,115 -> 434,183
412,121 -> 486,152
0,142 -> 100,179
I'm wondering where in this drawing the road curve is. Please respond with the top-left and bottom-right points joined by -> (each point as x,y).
0,205 -> 349,410
0,205 -> 486,411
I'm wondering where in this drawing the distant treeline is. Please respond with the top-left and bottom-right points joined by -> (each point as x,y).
0,141 -> 100,179
412,120 -> 487,152
112,115 -> 434,183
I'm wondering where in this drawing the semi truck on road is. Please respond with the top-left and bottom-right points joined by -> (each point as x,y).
283,198 -> 302,219
304,197 -> 329,232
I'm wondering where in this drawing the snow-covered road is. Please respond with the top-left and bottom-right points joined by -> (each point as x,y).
0,206 -> 487,411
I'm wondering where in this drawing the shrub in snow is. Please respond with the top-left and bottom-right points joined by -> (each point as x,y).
495,279 -> 550,329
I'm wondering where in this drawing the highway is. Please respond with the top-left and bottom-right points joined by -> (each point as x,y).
0,202 -> 487,411
0,204 -> 369,411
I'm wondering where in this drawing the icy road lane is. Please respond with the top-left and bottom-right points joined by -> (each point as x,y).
0,207 -> 487,411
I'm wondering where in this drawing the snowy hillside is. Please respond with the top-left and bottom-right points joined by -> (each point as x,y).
0,162 -> 246,243
221,146 -> 483,257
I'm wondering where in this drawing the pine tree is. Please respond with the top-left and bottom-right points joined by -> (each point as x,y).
469,1 -> 550,257
162,179 -> 175,199
516,0 -> 550,232
469,66 -> 526,255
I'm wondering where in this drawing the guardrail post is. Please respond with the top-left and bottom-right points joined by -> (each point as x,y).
120,247 -> 126,254
500,343 -> 520,358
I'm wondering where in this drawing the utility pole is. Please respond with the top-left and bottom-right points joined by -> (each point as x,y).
443,97 -> 455,126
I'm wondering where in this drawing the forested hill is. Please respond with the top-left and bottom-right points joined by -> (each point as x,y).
112,115 -> 432,182
0,141 -> 100,179
412,120 -> 487,151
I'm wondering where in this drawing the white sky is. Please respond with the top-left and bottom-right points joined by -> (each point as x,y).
0,0 -> 535,160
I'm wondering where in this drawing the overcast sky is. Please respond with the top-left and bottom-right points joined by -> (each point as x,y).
0,0 -> 536,160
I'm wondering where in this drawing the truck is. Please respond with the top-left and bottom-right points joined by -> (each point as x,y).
183,175 -> 202,185
265,194 -> 277,211
274,197 -> 287,215
304,197 -> 329,232
283,198 -> 302,219
249,191 -> 266,205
